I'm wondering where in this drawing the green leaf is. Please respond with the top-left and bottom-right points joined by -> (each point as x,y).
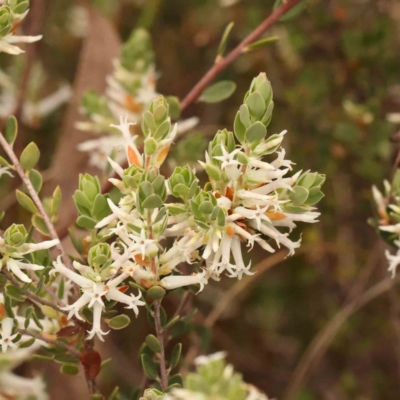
51,186 -> 62,217
31,309 -> 43,330
245,121 -> 266,143
141,353 -> 158,380
204,164 -> 221,181
0,155 -> 11,167
28,170 -> 43,193
5,284 -> 26,302
73,190 -> 92,210
16,190 -> 38,214
20,142 -> 40,170
304,187 -> 324,206
19,337 -> 36,349
142,194 -> 163,209
289,186 -> 309,205
166,96 -> 181,120
57,277 -> 65,300
245,36 -> 279,51
32,215 -> 50,236
108,386 -> 120,400
298,172 -> 316,189
145,334 -> 161,353
107,314 -> 131,330
81,306 -> 93,323
170,343 -> 182,369
4,115 -> 17,145
273,0 -> 307,21
144,137 -> 158,156
147,286 -> 166,300
4,294 -> 14,318
168,373 -> 183,387
91,194 -> 109,219
164,315 -> 180,329
68,229 -> 83,254
77,215 -> 97,230
217,21 -> 234,56
199,81 -> 237,104
245,92 -> 265,119
60,364 -> 79,375
234,111 -> 246,144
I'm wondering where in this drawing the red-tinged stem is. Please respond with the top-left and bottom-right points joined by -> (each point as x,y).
180,0 -> 301,111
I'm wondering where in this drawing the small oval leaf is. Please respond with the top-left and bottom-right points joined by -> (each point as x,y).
107,314 -> 131,330
20,142 -> 40,171
199,81 -> 237,104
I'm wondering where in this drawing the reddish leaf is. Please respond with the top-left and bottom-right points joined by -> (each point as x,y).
57,325 -> 81,338
80,350 -> 102,379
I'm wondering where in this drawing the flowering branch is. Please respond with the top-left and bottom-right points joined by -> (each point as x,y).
180,0 -> 301,111
0,132 -> 74,273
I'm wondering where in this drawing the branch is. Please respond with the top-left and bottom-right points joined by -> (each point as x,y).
2,270 -> 84,328
0,132 -> 74,274
154,301 -> 168,389
180,0 -> 301,111
18,328 -> 82,358
282,274 -> 400,400
2,270 -> 67,315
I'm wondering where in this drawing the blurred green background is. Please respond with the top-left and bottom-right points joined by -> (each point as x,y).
1,0 -> 400,399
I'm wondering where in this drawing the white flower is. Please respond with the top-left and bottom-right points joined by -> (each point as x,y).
52,257 -> 145,341
110,115 -> 143,168
160,270 -> 208,293
213,145 -> 243,181
0,238 -> 59,283
385,240 -> 400,278
0,33 -> 42,55
380,224 -> 400,235
0,165 -> 13,178
0,318 -> 18,353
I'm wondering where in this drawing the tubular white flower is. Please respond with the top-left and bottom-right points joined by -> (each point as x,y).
0,34 -> 42,55
6,259 -> 44,283
160,271 -> 208,292
87,302 -> 110,342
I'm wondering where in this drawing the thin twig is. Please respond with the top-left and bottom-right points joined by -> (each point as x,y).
2,270 -> 67,315
18,328 -> 82,357
205,243 -> 337,328
282,274 -> 400,400
154,300 -> 168,389
180,0 -> 301,111
0,132 -> 74,274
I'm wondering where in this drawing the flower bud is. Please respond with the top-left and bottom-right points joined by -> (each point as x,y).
4,224 -> 27,247
168,166 -> 199,200
88,243 -> 112,267
120,28 -> 154,74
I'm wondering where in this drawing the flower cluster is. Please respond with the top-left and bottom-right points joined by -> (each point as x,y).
69,74 -> 324,316
76,28 -> 197,172
0,67 -> 71,127
371,171 -> 400,277
141,352 -> 269,400
52,243 -> 145,341
0,0 -> 41,55
0,224 -> 59,283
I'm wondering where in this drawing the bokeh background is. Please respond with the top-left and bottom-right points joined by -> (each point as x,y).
1,0 -> 400,399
